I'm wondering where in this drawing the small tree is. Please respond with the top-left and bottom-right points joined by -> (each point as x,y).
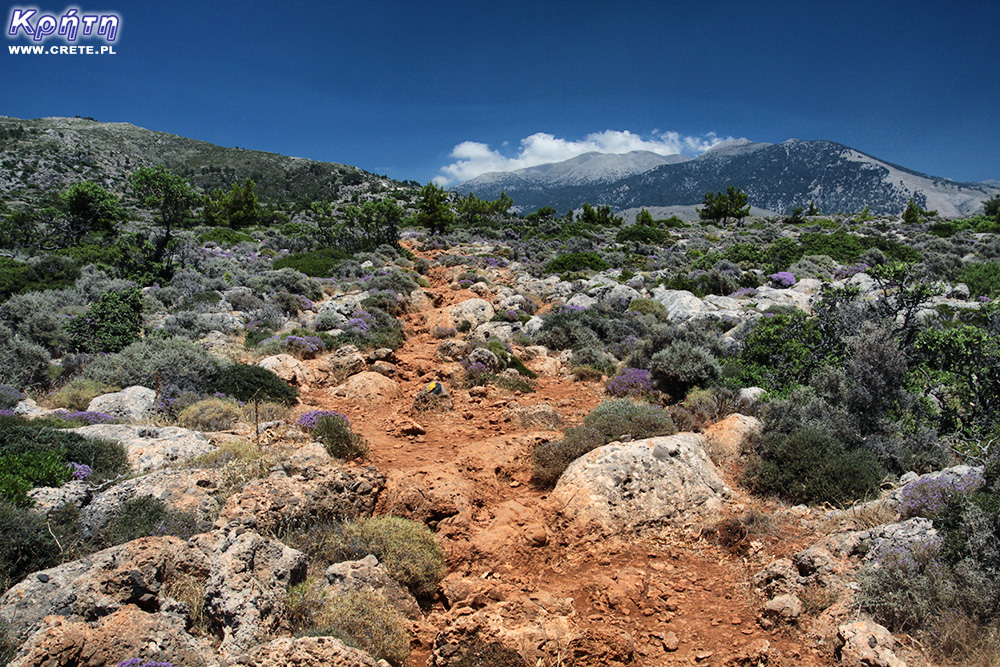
984,194 -> 1000,221
202,178 -> 261,229
415,183 -> 454,235
698,187 -> 750,224
129,166 -> 201,260
59,181 -> 127,243
902,198 -> 923,224
806,201 -> 820,216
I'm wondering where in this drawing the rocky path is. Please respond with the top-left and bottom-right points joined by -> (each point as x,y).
297,252 -> 827,667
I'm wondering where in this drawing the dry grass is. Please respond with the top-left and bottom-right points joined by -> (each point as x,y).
163,572 -> 209,636
186,438 -> 279,500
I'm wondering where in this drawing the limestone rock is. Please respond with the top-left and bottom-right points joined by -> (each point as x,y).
242,636 -> 382,667
0,536 -> 212,644
70,425 -> 214,472
7,605 -> 215,667
449,298 -> 495,329
837,620 -> 906,667
324,555 -> 420,619
330,371 -> 403,403
86,386 -> 156,422
27,481 -> 90,516
80,468 -> 222,539
467,347 -> 501,372
437,339 -> 471,361
763,593 -> 803,622
378,465 -> 474,526
552,434 -> 732,533
216,465 -> 384,533
259,354 -> 313,386
324,344 -> 366,380
412,381 -> 453,413
203,530 -> 307,653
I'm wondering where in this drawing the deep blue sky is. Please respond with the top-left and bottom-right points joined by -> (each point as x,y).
3,0 -> 998,185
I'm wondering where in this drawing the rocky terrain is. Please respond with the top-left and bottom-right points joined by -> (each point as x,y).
3,240 -> 983,667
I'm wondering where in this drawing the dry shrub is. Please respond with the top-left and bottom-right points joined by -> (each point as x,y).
240,401 -> 289,423
163,572 -> 208,636
49,378 -> 119,410
189,439 -> 278,500
177,397 -> 241,431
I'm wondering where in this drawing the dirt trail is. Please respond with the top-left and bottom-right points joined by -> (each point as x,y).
297,252 -> 827,666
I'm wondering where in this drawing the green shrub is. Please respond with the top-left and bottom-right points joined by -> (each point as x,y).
49,378 -> 119,411
544,251 -> 609,274
314,414 -> 368,460
0,423 -> 129,486
212,364 -> 298,405
0,449 -> 74,506
66,287 -> 144,353
0,501 -> 60,592
0,385 -> 25,410
323,516 -> 445,597
197,228 -> 255,246
532,399 -> 676,488
961,262 -> 1000,299
97,495 -> 199,547
0,324 -> 52,389
300,589 -> 410,667
177,398 -> 242,431
272,248 -> 349,277
649,341 -> 720,399
83,338 -> 222,396
627,298 -> 668,319
743,426 -> 884,507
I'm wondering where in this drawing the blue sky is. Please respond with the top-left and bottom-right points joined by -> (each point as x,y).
3,0 -> 998,186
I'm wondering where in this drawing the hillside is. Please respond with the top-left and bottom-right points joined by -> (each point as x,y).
0,115 -> 409,205
454,138 -> 1000,216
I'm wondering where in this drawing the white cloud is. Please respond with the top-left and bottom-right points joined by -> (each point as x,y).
434,129 -> 731,185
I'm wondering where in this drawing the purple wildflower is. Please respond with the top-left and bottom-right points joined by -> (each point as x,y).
67,462 -> 93,480
899,471 -> 984,519
296,410 -> 350,431
769,271 -> 797,288
606,368 -> 655,397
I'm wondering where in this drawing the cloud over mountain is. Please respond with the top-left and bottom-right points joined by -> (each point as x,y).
434,129 -> 730,185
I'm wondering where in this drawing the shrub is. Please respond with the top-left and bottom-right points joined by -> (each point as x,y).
0,385 -> 25,410
300,589 -> 410,666
0,324 -> 52,389
448,639 -> 526,667
768,271 -> 797,287
544,251 -> 609,274
197,228 -> 255,246
313,414 -> 368,460
211,364 -> 298,405
66,287 -> 144,353
98,496 -> 199,547
900,471 -> 985,520
0,501 -> 60,592
627,298 -> 668,319
83,338 -> 221,396
177,398 -> 242,431
962,262 -> 1000,299
49,378 -> 119,411
0,449 -> 73,506
272,248 -> 349,277
743,426 -> 885,507
0,289 -> 83,354
0,423 -> 129,487
648,341 -> 720,399
323,516 -> 445,597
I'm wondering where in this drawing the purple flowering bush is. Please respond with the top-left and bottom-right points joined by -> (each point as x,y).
899,470 -> 984,519
296,410 -> 350,431
50,410 -> 118,426
768,271 -> 797,288
605,368 -> 655,397
67,462 -> 93,480
116,658 -> 178,667
296,411 -> 367,459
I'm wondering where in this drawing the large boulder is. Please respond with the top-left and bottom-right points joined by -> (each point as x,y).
330,371 -> 403,403
7,605 -> 215,667
86,386 -> 156,422
836,620 -> 906,667
448,298 -> 495,329
201,530 -> 306,654
323,345 -> 366,380
649,288 -> 711,321
79,468 -> 223,539
378,464 -> 475,526
551,434 -> 732,534
703,414 -> 761,465
412,381 -> 454,413
215,465 -> 384,534
0,536 -> 212,644
259,354 -> 314,386
69,425 -> 214,473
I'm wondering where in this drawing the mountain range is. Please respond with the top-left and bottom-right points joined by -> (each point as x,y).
453,139 -> 999,217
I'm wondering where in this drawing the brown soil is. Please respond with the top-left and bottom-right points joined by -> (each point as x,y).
297,250 -> 831,667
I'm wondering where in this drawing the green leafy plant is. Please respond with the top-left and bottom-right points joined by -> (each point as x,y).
66,287 -> 144,353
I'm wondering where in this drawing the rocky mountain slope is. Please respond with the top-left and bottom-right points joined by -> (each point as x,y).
454,138 -> 999,217
2,240 -> 966,667
0,116 -> 406,204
